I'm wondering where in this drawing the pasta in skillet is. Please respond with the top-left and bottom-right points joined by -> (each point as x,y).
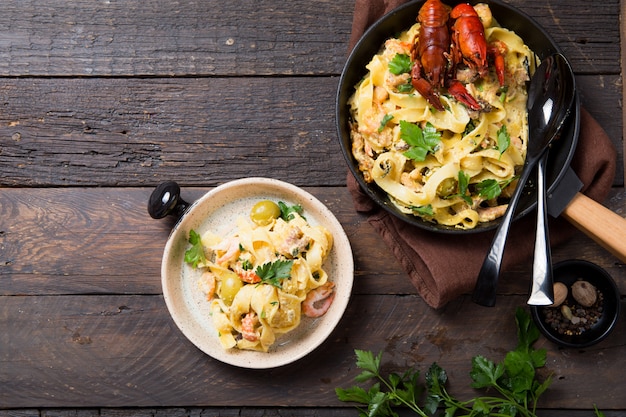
349,3 -> 535,229
185,200 -> 334,352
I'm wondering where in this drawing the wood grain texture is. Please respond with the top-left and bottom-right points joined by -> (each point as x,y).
1,0 -> 624,412
0,75 -> 622,187
2,293 -> 625,408
1,187 -> 624,297
0,0 -> 618,77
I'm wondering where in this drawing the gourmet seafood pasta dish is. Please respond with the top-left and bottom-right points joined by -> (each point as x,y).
348,0 -> 535,229
184,200 -> 335,352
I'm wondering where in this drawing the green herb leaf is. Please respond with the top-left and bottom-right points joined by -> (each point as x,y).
278,201 -> 304,221
411,204 -> 434,216
397,82 -> 414,93
470,355 -> 504,389
400,121 -> 441,162
241,259 -> 253,270
475,178 -> 501,200
255,259 -> 293,288
388,53 -> 412,75
476,176 -> 517,201
335,385 -> 371,404
184,229 -> 206,268
496,125 -> 511,156
457,170 -> 473,205
498,85 -> 509,104
337,308 -> 553,417
378,114 -> 394,132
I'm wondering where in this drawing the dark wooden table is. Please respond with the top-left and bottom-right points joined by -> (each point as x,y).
1,0 -> 624,415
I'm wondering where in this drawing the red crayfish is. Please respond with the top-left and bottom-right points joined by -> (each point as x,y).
410,0 -> 505,111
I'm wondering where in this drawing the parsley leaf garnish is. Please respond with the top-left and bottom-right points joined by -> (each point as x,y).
184,229 -> 206,268
397,82 -> 414,93
476,177 -> 517,200
278,201 -> 304,221
411,204 -> 434,216
456,170 -> 472,205
400,121 -> 441,161
475,179 -> 501,200
255,259 -> 294,288
444,171 -> 472,205
496,125 -> 510,156
378,114 -> 394,132
388,53 -> 412,75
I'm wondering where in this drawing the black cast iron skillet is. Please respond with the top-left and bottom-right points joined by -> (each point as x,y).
336,0 -> 580,234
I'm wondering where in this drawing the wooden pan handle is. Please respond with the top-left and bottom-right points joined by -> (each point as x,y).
561,192 -> 626,263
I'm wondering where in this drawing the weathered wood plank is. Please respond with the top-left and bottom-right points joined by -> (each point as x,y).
2,409 -> 623,417
0,75 -> 622,188
1,293 -> 625,408
1,187 -> 625,297
1,408 -> 623,417
0,0 -> 619,76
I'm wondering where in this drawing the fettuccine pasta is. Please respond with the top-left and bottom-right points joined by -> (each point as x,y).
186,201 -> 334,352
349,4 -> 535,229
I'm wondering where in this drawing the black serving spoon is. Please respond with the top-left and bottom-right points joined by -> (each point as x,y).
472,53 -> 576,307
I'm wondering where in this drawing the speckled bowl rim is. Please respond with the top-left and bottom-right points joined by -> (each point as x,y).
530,259 -> 620,348
161,178 -> 354,368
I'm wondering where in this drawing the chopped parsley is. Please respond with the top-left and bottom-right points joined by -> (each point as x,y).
278,201 -> 304,221
476,177 -> 517,200
411,204 -> 434,216
400,121 -> 441,161
378,114 -> 394,132
184,229 -> 206,268
498,85 -> 509,103
388,53 -> 412,75
255,259 -> 294,288
456,170 -> 473,205
241,259 -> 253,271
397,82 -> 414,93
496,125 -> 510,156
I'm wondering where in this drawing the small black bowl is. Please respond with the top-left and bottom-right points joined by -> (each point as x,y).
530,260 -> 621,348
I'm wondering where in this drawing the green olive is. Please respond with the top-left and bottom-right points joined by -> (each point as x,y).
250,200 -> 281,226
437,178 -> 457,198
219,272 -> 244,305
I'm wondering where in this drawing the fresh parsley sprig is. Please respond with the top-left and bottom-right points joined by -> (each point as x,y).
255,259 -> 293,288
278,201 -> 304,221
475,176 -> 517,201
336,308 -> 558,417
184,229 -> 207,268
388,53 -> 412,75
496,125 -> 511,156
400,121 -> 441,161
454,170 -> 473,205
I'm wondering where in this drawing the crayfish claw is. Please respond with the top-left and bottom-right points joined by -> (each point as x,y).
413,77 -> 445,111
446,80 -> 482,111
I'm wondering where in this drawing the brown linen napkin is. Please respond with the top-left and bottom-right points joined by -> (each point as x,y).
347,0 -> 617,308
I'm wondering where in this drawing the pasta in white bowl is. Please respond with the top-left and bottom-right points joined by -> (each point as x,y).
159,178 -> 353,368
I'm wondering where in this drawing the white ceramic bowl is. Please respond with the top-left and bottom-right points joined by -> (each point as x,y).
155,178 -> 354,368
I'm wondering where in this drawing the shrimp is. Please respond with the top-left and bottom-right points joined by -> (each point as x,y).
302,282 -> 335,318
238,269 -> 262,284
277,225 -> 311,257
241,312 -> 260,342
199,270 -> 216,300
214,237 -> 241,266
